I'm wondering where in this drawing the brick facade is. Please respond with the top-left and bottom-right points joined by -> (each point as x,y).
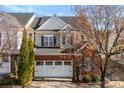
11,52 -> 100,82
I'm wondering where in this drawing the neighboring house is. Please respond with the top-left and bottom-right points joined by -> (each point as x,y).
0,13 -> 22,75
109,30 -> 124,81
0,13 -> 34,75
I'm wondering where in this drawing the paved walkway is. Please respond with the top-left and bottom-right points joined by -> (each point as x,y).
106,81 -> 124,88
27,81 -> 100,88
0,81 -> 124,88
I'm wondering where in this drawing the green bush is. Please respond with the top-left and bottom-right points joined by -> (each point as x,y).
28,35 -> 34,82
85,74 -> 92,82
18,30 -> 29,85
0,79 -> 17,85
7,73 -> 14,77
6,72 -> 17,79
12,60 -> 18,77
92,74 -> 100,82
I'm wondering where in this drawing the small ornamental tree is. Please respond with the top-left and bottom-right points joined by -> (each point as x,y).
18,29 -> 29,85
27,35 -> 35,83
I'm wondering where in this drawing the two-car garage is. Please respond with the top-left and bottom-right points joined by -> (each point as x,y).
34,60 -> 73,78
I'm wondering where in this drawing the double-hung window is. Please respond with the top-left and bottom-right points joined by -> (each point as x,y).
44,35 -> 55,47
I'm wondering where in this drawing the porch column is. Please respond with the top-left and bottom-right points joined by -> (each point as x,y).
60,32 -> 63,48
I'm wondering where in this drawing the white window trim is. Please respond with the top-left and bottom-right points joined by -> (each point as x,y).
43,35 -> 54,47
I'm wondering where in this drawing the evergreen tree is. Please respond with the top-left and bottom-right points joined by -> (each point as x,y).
18,30 -> 29,85
27,35 -> 35,82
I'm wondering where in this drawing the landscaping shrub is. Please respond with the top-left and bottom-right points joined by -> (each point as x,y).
92,74 -> 100,82
13,60 -> 18,78
7,72 -> 17,79
18,30 -> 34,87
84,74 -> 92,82
0,79 -> 17,85
7,73 -> 14,78
28,35 -> 34,82
18,30 -> 29,85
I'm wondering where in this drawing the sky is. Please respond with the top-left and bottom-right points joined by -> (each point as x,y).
1,5 -> 75,16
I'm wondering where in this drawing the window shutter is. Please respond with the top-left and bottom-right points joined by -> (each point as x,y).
70,36 -> 73,45
82,58 -> 86,70
62,36 -> 65,44
41,36 -> 44,47
54,36 -> 56,47
90,58 -> 94,71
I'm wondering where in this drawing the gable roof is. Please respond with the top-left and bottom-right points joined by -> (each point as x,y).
61,24 -> 73,31
8,13 -> 34,26
36,15 -> 66,31
7,13 -> 78,31
0,13 -> 21,28
31,16 -> 78,30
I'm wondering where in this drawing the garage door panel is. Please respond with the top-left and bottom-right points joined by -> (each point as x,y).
35,61 -> 44,77
34,61 -> 73,78
0,62 -> 11,73
43,66 -> 53,77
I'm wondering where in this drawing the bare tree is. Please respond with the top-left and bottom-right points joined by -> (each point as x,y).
0,12 -> 22,67
74,5 -> 124,88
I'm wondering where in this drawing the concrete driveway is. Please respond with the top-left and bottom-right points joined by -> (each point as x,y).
27,81 -> 100,88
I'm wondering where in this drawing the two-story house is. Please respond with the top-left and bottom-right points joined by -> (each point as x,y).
0,13 -> 103,80
0,13 -> 99,81
31,15 -> 84,80
9,13 -> 86,81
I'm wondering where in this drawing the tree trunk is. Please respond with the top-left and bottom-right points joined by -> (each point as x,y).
100,57 -> 109,88
101,73 -> 105,88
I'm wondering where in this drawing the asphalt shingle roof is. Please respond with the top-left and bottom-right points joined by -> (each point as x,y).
36,15 -> 67,31
31,16 -> 78,30
8,13 -> 34,26
7,13 -> 78,31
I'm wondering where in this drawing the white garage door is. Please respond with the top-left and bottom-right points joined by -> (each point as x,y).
0,62 -> 11,73
34,60 -> 73,78
0,56 -> 11,74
